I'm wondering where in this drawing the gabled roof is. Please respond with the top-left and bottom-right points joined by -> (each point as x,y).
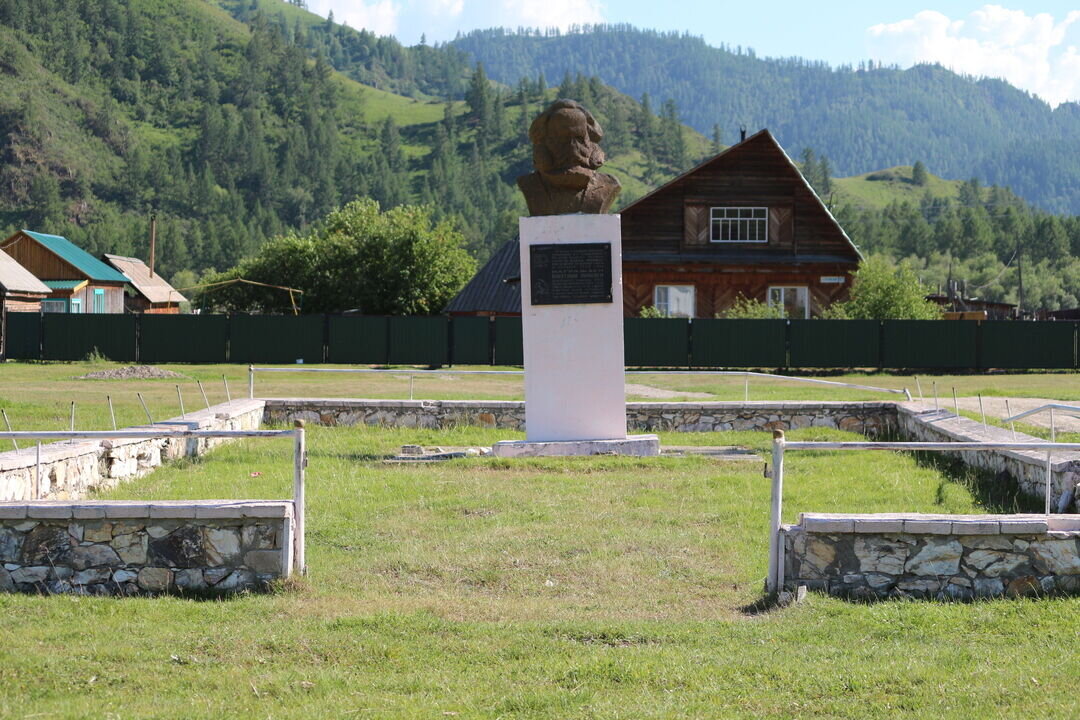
0,251 -> 50,295
19,230 -> 130,283
444,239 -> 521,314
620,129 -> 863,260
103,254 -> 187,304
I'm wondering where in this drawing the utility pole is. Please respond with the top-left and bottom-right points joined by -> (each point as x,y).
149,213 -> 157,277
1016,238 -> 1025,318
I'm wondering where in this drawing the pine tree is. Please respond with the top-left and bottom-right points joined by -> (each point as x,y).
912,161 -> 928,186
711,123 -> 723,155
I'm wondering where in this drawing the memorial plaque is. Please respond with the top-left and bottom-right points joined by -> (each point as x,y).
530,242 -> 613,305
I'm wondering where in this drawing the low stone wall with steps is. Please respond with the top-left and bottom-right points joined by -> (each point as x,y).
262,399 -> 899,436
0,500 -> 294,595
0,399 -> 266,502
783,512 -> 1080,600
897,403 -> 1080,511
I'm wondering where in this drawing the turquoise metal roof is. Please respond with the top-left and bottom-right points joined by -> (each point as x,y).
42,280 -> 87,290
21,230 -> 129,283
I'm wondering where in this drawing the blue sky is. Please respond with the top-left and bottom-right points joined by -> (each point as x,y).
306,2 -> 1080,105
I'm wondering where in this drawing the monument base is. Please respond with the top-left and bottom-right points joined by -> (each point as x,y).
491,434 -> 660,458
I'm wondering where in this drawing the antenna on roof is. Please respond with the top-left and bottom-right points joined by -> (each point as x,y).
740,125 -> 747,142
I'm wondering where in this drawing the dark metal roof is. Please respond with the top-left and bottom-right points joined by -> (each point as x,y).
444,239 -> 522,314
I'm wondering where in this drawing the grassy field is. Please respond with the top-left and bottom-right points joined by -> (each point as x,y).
0,360 -> 1076,434
2,422 -> 1076,717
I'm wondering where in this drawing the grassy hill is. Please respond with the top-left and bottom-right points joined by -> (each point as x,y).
831,166 -> 961,210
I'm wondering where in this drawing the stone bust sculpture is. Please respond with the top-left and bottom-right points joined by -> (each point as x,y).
517,99 -> 621,216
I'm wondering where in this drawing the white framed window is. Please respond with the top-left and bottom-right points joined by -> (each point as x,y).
70,298 -> 83,314
93,288 -> 105,313
42,300 -> 67,313
710,207 -> 768,243
654,285 -> 695,318
768,286 -> 809,319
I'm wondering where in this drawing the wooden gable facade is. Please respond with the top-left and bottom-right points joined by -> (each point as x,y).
0,231 -> 128,314
620,129 -> 861,318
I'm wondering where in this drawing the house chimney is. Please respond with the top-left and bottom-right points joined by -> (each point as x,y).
149,213 -> 156,277
740,125 -> 747,142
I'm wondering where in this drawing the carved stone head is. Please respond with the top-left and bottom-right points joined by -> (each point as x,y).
518,99 -> 621,216
529,99 -> 606,174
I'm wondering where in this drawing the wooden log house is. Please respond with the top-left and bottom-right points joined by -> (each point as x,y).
446,129 -> 862,319
0,230 -> 129,313
619,129 -> 861,318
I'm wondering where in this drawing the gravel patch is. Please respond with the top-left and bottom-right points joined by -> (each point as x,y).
624,383 -> 714,400
78,365 -> 187,381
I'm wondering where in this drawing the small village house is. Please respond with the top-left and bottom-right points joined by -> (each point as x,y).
0,230 -> 129,313
446,129 -> 862,318
103,254 -> 187,314
0,250 -> 50,314
619,129 -> 861,318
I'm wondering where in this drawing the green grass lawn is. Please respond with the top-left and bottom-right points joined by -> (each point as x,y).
1,423 -> 1077,717
0,360 -> 1076,435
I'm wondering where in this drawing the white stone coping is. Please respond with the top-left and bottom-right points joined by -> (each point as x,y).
793,512 -> 1080,535
0,500 -> 294,520
263,398 -> 898,411
0,399 -> 268,466
898,403 -> 1080,469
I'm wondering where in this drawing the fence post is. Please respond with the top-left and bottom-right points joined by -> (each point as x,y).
248,365 -> 255,399
293,419 -> 307,575
767,429 -> 786,594
1045,448 -> 1052,516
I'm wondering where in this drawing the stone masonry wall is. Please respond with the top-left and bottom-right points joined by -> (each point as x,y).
263,399 -> 899,436
0,399 -> 266,502
783,513 -> 1080,600
0,500 -> 293,595
897,404 -> 1080,511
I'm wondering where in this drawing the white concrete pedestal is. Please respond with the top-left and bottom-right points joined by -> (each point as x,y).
493,434 -> 659,457
491,213 -> 659,458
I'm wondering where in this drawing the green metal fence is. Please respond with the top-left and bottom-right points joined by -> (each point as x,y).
451,316 -> 491,365
389,316 -> 449,365
327,316 -> 388,364
3,312 -> 41,360
979,321 -> 1076,369
229,315 -> 324,364
624,318 -> 690,367
789,320 -> 880,368
2,314 -> 1077,369
493,317 -> 523,366
42,314 -> 137,362
692,319 -> 788,368
141,315 -> 229,363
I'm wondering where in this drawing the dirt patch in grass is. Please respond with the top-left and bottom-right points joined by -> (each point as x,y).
625,382 -> 714,399
78,365 -> 187,380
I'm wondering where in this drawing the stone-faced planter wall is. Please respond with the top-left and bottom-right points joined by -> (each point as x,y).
0,399 -> 266,502
0,501 -> 294,595
262,399 -> 899,436
783,513 -> 1080,600
897,405 -> 1080,511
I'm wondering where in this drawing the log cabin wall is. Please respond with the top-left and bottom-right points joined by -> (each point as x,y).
619,130 -> 860,318
0,233 -> 85,281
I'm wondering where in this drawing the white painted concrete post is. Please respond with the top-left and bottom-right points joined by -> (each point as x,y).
518,214 -> 626,442
767,430 -> 786,593
1045,449 -> 1052,516
293,420 -> 307,575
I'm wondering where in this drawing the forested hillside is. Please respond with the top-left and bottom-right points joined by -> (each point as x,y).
454,26 -> 1080,216
0,0 -> 704,285
0,1 -> 1077,312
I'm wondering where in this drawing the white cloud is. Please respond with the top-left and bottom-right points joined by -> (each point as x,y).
866,5 -> 1080,107
308,1 -> 401,37
308,1 -> 604,45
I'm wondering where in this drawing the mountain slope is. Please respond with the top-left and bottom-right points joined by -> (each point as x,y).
453,26 -> 1080,214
